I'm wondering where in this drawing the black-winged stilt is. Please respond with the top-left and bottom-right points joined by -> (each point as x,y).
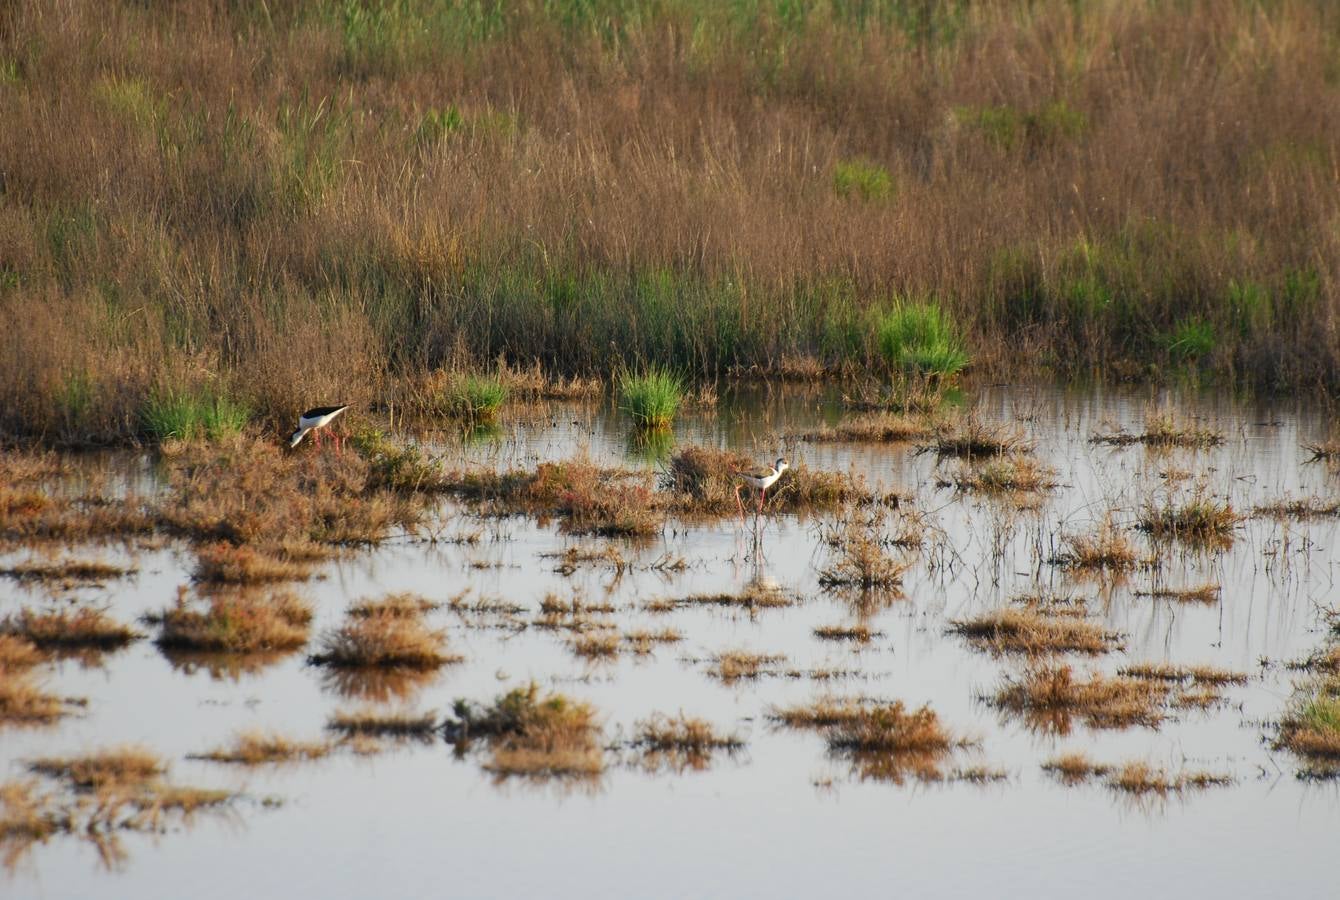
734,457 -> 789,520
290,405 -> 349,451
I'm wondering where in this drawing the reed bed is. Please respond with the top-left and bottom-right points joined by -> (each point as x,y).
2,0 -> 1340,451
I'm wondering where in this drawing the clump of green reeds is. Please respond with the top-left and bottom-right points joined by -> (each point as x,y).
439,374 -> 509,423
1274,676 -> 1340,775
833,159 -> 893,201
618,368 -> 684,430
141,391 -> 249,444
875,302 -> 969,379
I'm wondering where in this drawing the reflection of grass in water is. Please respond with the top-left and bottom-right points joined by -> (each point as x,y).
627,427 -> 674,465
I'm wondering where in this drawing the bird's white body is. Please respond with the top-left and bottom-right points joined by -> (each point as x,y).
290,405 -> 349,448
733,457 -> 789,519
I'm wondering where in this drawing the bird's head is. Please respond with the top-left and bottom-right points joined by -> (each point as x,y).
289,428 -> 306,448
775,457 -> 789,473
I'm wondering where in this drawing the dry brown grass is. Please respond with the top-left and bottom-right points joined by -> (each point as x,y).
0,605 -> 140,651
814,624 -> 879,643
1252,496 -> 1340,520
570,631 -> 621,661
28,747 -> 166,789
0,559 -> 135,583
447,683 -> 604,780
819,515 -> 909,590
622,628 -> 682,655
1138,496 -> 1242,545
663,447 -> 885,516
949,607 -> 1121,655
192,543 -> 313,584
1118,663 -> 1247,686
798,413 -> 932,445
192,730 -> 332,765
151,587 -> 312,653
991,665 -> 1171,734
829,702 -> 975,784
1135,583 -> 1221,604
1043,754 -> 1231,793
631,713 -> 744,772
709,650 -> 788,683
326,708 -> 438,739
446,460 -> 663,537
944,455 -> 1058,495
768,697 -> 872,729
0,675 -> 73,727
1093,409 -> 1224,449
311,596 -> 458,670
0,635 -> 43,672
925,418 -> 1034,460
349,592 -> 439,619
678,581 -> 793,610
1052,517 -> 1139,571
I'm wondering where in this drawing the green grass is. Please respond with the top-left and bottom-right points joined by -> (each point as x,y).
833,159 -> 893,201
441,374 -> 509,423
618,368 -> 683,430
1164,317 -> 1215,363
141,391 -> 250,443
876,302 -> 969,378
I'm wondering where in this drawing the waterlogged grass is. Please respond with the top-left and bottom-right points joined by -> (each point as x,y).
141,391 -> 250,444
618,369 -> 683,430
440,374 -> 509,423
876,303 -> 969,379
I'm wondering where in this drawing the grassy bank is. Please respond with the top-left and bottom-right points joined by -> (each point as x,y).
1,1 -> 1339,443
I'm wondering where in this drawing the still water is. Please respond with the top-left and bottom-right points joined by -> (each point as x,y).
2,383 -> 1337,899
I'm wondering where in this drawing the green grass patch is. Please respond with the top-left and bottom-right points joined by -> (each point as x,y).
440,374 -> 509,423
141,391 -> 250,443
618,368 -> 683,430
876,302 -> 969,378
833,159 -> 893,201
1163,316 -> 1215,363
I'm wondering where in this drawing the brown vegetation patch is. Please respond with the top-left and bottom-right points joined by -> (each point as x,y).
630,713 -> 744,772
1,605 -> 140,651
0,675 -> 75,727
192,543 -> 313,584
949,607 -> 1121,655
1051,517 -> 1139,571
1252,496 -> 1340,520
924,418 -> 1034,460
819,514 -> 909,590
192,731 -> 332,765
570,631 -> 621,660
676,581 -> 793,610
151,587 -> 312,653
622,628 -> 682,655
1138,496 -> 1241,545
663,446 -> 887,515
1043,754 -> 1231,793
798,413 -> 932,445
709,650 -> 788,682
1092,409 -> 1223,449
828,701 -> 975,784
0,635 -> 43,672
1274,677 -> 1340,775
991,665 -> 1171,734
447,683 -> 604,780
942,454 -> 1058,495
311,596 -> 458,670
1118,663 -> 1247,686
327,709 -> 438,740
0,559 -> 135,584
1135,583 -> 1221,604
814,624 -> 879,643
28,747 -> 166,789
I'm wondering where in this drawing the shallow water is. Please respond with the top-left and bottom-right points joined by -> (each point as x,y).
3,383 -> 1338,899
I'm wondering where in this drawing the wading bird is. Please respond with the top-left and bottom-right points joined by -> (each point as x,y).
734,457 -> 789,521
290,404 -> 349,452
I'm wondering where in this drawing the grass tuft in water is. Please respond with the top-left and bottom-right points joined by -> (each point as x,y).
875,302 -> 968,379
618,368 -> 684,430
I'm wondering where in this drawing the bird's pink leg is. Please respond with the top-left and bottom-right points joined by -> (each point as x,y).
735,484 -> 746,522
757,488 -> 766,514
